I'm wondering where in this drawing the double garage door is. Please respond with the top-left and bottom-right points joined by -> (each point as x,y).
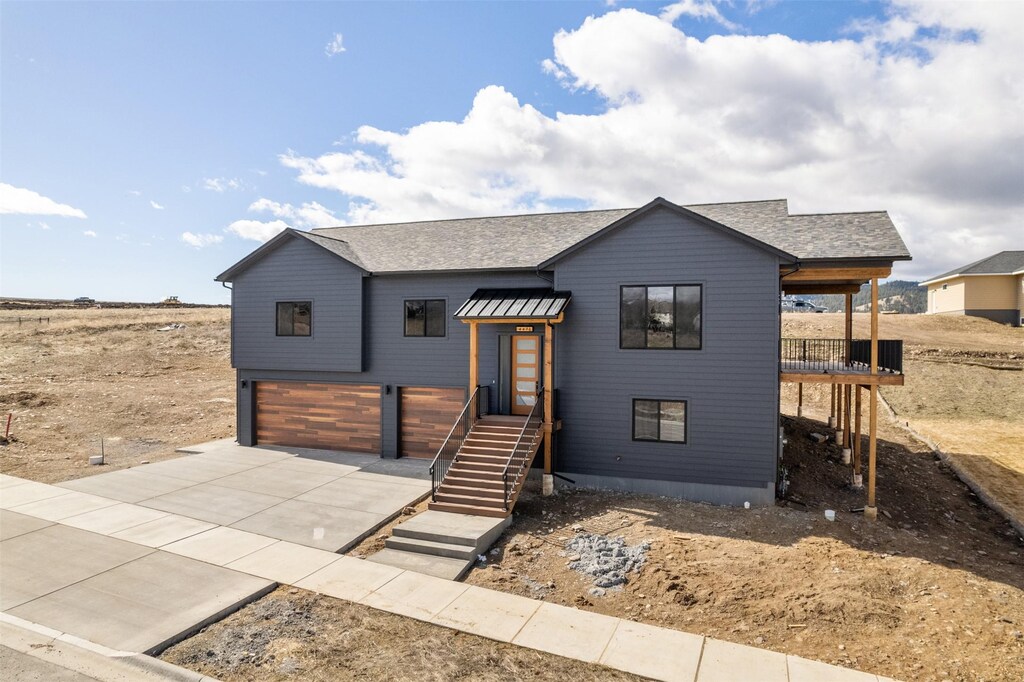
254,381 -> 464,458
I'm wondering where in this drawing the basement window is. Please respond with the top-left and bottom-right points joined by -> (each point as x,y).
276,301 -> 312,336
632,399 -> 687,444
405,299 -> 446,337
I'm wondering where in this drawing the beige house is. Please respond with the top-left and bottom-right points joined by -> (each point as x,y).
920,251 -> 1024,326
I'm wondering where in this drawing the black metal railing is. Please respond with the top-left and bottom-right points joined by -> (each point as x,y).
429,386 -> 480,501
501,387 -> 544,511
780,338 -> 903,374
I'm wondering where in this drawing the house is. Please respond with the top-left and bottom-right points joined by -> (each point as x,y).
919,251 -> 1024,326
216,197 -> 910,518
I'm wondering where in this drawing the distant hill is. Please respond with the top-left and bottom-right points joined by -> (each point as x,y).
806,280 -> 925,314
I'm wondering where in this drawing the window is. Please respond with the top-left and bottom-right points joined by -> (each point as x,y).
633,399 -> 687,443
941,284 -> 948,290
405,299 -> 446,337
620,285 -> 701,349
276,301 -> 311,336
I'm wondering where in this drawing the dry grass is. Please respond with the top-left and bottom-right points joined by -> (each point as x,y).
0,307 -> 234,483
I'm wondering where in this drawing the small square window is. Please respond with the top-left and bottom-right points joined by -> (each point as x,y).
405,299 -> 446,337
276,301 -> 311,336
632,399 -> 687,443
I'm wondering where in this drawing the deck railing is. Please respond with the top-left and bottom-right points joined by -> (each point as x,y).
429,386 -> 480,501
781,338 -> 903,374
501,387 -> 544,511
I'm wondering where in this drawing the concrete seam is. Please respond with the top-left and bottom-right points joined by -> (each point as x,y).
693,635 -> 707,682
596,618 -> 622,664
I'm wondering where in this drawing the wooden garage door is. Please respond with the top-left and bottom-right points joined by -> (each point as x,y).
256,382 -> 381,453
400,387 -> 466,458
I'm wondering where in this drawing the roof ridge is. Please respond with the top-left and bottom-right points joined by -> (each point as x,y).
683,198 -> 788,207
312,206 -> 635,232
788,210 -> 888,217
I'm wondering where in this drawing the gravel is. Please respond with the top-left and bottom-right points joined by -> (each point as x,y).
564,533 -> 650,589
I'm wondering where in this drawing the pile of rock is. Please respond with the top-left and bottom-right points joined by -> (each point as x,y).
563,532 -> 650,592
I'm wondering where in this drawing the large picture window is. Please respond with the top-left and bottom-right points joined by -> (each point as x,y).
405,299 -> 446,337
276,301 -> 311,336
633,399 -> 687,443
620,284 -> 701,349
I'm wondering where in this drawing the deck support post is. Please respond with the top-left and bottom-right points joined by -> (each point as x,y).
852,384 -> 863,488
469,321 -> 479,420
829,384 -> 836,428
797,383 -> 803,417
842,293 -> 853,457
865,278 -> 880,519
835,384 -> 844,444
542,322 -> 554,495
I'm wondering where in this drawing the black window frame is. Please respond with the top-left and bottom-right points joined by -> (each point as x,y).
619,284 -> 703,350
404,298 -> 447,338
275,300 -> 312,337
631,398 -> 688,444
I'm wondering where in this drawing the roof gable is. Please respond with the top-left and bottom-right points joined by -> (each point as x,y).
538,197 -> 797,268
215,228 -> 367,282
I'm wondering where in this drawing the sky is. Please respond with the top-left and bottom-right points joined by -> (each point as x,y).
1,0 -> 1021,304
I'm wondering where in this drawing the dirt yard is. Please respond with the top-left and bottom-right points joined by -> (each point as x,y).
161,587 -> 644,682
0,307 -> 235,482
4,308 -> 1023,681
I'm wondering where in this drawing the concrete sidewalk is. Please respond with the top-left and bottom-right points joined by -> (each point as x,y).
2,471 -> 897,682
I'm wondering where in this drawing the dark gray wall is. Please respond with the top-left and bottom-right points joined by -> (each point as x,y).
551,205 -> 781,491
235,269 -> 549,454
231,236 -> 364,373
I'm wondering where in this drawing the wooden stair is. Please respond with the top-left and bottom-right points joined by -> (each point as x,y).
428,415 -> 542,518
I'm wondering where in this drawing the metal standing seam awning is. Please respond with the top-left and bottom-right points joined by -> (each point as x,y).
454,288 -> 571,322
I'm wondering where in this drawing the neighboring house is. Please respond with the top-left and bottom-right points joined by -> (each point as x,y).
216,197 -> 910,516
920,251 -> 1024,326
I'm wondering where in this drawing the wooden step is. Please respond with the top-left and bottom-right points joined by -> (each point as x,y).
452,461 -> 505,473
428,501 -> 510,518
446,467 -> 502,482
464,436 -> 518,446
437,483 -> 505,500
461,442 -> 514,453
434,491 -> 506,508
477,416 -> 529,425
442,475 -> 504,490
456,455 -> 508,467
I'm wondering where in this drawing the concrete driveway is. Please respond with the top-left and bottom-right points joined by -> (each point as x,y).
56,441 -> 431,552
0,441 -> 431,655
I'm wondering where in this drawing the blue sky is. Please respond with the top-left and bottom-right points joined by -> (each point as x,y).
2,1 -> 1020,303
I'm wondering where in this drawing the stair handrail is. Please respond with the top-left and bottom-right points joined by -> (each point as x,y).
429,386 -> 480,502
501,386 -> 544,511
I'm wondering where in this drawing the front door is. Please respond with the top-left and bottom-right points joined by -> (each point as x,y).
511,334 -> 540,415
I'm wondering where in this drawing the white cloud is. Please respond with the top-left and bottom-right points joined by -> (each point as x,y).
202,177 -> 245,192
127,189 -> 142,196
261,2 -> 1023,280
150,200 -> 165,210
0,183 -> 87,218
660,1 -> 740,30
223,198 -> 341,243
180,231 -> 224,248
225,219 -> 291,243
83,230 -> 97,238
325,33 -> 346,57
38,221 -> 51,230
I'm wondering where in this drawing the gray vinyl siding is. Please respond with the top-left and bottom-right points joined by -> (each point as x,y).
231,237 -> 364,373
551,205 -> 781,490
235,270 -> 549,454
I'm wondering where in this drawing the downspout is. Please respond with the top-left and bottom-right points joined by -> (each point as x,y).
776,262 -> 800,497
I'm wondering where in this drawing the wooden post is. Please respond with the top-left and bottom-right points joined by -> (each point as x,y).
797,382 -> 803,417
836,382 -> 844,435
542,323 -> 555,495
866,278 -> 879,519
853,385 -> 863,488
844,293 -> 853,366
468,322 -> 478,418
843,384 -> 852,449
829,384 -> 836,427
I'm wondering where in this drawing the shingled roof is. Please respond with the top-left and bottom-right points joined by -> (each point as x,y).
218,196 -> 910,280
920,250 -> 1024,285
